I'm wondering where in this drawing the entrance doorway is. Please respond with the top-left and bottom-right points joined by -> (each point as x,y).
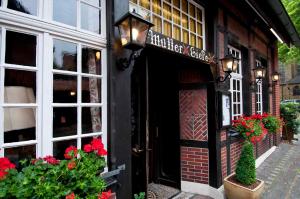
131,49 -> 213,196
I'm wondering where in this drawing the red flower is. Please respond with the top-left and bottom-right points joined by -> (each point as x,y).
0,157 -> 15,180
91,138 -> 104,151
245,132 -> 251,137
66,192 -> 75,199
0,170 -> 8,180
83,144 -> 92,153
43,156 -> 59,165
64,146 -> 78,159
98,190 -> 112,199
0,157 -> 15,170
67,161 -> 76,170
97,148 -> 107,156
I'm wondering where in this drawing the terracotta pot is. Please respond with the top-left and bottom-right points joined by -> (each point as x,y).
224,173 -> 264,199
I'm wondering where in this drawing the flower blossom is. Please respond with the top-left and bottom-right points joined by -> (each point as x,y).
64,146 -> 78,159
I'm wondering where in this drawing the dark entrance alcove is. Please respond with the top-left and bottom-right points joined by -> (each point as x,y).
131,46 -> 215,196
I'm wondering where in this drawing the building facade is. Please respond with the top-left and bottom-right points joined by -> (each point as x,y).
280,63 -> 300,100
0,0 -> 299,198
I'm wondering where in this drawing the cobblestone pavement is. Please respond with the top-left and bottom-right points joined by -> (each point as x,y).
257,138 -> 300,199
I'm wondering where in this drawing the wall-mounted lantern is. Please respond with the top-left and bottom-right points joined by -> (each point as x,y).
272,72 -> 280,82
253,64 -> 266,83
115,10 -> 153,70
216,54 -> 239,82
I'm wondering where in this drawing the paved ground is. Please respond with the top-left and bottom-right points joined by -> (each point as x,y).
257,136 -> 300,199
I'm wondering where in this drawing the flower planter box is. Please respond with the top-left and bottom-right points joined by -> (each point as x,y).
224,173 -> 264,199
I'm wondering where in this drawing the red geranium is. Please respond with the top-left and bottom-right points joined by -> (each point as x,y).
83,144 -> 92,153
66,192 -> 75,199
43,156 -> 60,165
0,156 -> 15,180
91,138 -> 104,150
98,190 -> 112,199
67,161 -> 76,170
64,146 -> 78,159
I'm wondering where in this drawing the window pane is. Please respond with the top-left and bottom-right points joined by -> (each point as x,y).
152,0 -> 161,15
197,8 -> 202,21
53,139 -> 77,159
189,3 -> 195,18
82,48 -> 101,75
153,16 -> 162,33
53,39 -> 77,71
8,0 -> 37,16
53,107 -> 77,137
183,30 -> 188,43
140,0 -> 150,9
5,31 -> 36,66
4,69 -> 36,103
182,14 -> 188,29
5,145 -> 36,168
82,77 -> 101,103
163,3 -> 171,20
163,21 -> 171,37
190,34 -> 196,46
53,74 -> 77,103
173,8 -> 180,25
173,26 -> 181,41
197,23 -> 202,36
82,107 -> 102,134
197,37 -> 203,49
53,0 -> 76,26
182,0 -> 188,13
81,3 -> 101,34
173,0 -> 180,8
190,19 -> 196,33
4,108 -> 36,143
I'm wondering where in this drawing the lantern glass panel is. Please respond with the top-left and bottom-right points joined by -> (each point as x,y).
119,18 -> 131,46
131,17 -> 150,46
272,74 -> 279,81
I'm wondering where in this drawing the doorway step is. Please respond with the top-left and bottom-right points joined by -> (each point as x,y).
147,183 -> 180,199
147,183 -> 214,199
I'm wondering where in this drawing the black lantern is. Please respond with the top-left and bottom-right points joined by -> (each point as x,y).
115,10 -> 154,51
272,72 -> 280,82
216,54 -> 239,82
253,64 -> 266,83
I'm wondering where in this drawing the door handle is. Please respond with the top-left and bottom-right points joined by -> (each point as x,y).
132,144 -> 144,154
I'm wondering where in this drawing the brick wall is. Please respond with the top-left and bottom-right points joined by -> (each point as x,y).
229,141 -> 243,172
181,147 -> 209,184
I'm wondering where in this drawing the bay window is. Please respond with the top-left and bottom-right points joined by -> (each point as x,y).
0,1 -> 107,165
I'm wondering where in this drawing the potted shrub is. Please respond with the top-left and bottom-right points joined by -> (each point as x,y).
0,138 -> 115,199
224,115 -> 265,199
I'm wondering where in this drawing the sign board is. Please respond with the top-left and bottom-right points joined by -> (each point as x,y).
146,30 -> 214,64
222,94 -> 231,127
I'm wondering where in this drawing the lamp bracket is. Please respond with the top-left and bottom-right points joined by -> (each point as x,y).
216,72 -> 231,83
117,50 -> 139,70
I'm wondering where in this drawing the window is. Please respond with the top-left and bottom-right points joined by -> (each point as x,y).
255,60 -> 263,114
293,86 -> 300,96
129,0 -> 205,49
228,46 -> 242,119
53,0 -> 103,34
7,0 -> 38,16
0,21 -> 106,163
0,1 -> 105,36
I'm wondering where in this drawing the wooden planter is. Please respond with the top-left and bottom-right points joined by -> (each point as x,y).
224,173 -> 264,199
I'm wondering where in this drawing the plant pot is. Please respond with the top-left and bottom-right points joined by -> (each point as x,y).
224,173 -> 264,199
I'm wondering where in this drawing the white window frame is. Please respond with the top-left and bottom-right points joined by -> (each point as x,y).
228,45 -> 243,119
129,0 -> 206,49
0,2 -> 107,158
255,60 -> 263,114
0,0 -> 106,39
